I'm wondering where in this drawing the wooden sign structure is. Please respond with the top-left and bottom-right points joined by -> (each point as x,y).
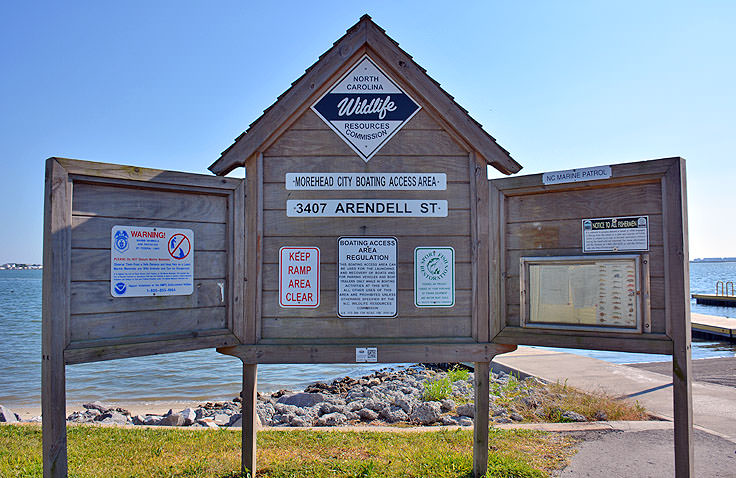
42,15 -> 692,478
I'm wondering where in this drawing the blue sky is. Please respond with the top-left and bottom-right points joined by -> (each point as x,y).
1,1 -> 734,263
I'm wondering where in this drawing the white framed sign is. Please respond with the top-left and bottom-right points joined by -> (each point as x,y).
110,225 -> 194,297
414,247 -> 455,307
582,216 -> 649,252
338,236 -> 397,318
279,247 -> 320,307
286,199 -> 447,217
285,172 -> 446,190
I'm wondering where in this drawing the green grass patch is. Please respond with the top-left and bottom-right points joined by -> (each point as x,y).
447,365 -> 470,383
0,425 -> 576,477
422,376 -> 453,401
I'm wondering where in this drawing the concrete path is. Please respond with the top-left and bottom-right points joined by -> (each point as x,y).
630,356 -> 736,388
554,427 -> 736,477
492,347 -> 736,443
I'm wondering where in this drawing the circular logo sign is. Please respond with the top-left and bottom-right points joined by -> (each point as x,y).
419,251 -> 450,281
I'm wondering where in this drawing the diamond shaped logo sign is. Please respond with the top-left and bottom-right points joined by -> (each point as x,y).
312,55 -> 421,162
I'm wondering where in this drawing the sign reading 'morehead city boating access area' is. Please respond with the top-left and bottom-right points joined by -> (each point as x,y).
311,55 -> 421,161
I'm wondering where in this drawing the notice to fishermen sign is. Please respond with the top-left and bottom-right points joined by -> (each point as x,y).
279,247 -> 320,307
582,216 -> 649,252
110,226 -> 194,297
311,55 -> 421,161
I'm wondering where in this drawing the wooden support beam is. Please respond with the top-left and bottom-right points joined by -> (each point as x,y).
42,159 -> 71,478
664,159 -> 693,477
473,361 -> 490,478
242,363 -> 258,477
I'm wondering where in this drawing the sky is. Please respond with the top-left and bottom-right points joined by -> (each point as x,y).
1,0 -> 734,263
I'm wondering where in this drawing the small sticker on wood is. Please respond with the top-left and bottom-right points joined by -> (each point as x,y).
356,347 -> 378,362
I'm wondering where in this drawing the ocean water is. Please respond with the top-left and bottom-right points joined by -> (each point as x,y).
0,265 -> 734,409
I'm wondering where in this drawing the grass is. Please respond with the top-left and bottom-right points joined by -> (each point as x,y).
0,425 -> 577,477
491,376 -> 648,423
422,376 -> 453,401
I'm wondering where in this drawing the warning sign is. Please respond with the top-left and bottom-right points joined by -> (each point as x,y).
582,216 -> 649,252
311,55 -> 421,162
279,247 -> 320,307
110,226 -> 194,297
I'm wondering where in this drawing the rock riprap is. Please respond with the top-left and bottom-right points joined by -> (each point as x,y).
1,364 -> 608,428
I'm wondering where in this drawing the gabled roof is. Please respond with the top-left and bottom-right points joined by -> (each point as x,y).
209,15 -> 522,176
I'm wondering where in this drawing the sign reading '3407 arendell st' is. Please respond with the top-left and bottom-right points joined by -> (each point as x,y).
311,55 -> 421,161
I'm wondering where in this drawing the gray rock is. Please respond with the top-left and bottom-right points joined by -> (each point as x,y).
410,401 -> 441,425
132,415 -> 146,425
491,406 -> 508,417
379,406 -> 408,423
83,401 -> 111,413
458,417 -> 473,427
226,413 -> 242,427
179,408 -> 197,426
290,415 -> 311,427
357,408 -> 379,421
319,402 -> 347,416
315,412 -> 347,426
159,413 -> 185,427
440,415 -> 459,426
214,413 -> 231,426
196,418 -> 219,428
440,399 -> 456,412
256,403 -> 275,425
456,403 -> 474,418
495,417 -> 513,424
98,411 -> 129,425
143,415 -> 163,426
510,412 -> 524,421
395,398 -> 415,414
347,400 -> 365,412
277,392 -> 326,408
562,411 -> 587,422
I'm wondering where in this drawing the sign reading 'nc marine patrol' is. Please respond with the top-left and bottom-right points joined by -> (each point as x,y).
312,55 -> 421,161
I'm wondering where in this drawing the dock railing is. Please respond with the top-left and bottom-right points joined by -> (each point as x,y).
715,281 -> 735,296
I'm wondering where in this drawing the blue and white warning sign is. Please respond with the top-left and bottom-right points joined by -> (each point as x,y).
111,226 -> 194,297
311,55 -> 421,162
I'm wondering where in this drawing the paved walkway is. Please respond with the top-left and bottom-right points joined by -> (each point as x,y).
492,347 -> 736,443
630,356 -> 736,388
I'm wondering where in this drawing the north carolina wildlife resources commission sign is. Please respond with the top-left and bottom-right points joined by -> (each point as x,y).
312,55 -> 421,161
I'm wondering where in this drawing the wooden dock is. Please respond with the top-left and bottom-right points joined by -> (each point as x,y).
691,312 -> 736,340
691,293 -> 736,306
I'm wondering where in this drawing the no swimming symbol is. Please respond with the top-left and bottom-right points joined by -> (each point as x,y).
168,234 -> 191,260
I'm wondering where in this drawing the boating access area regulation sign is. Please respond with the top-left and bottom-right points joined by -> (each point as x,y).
311,55 -> 421,161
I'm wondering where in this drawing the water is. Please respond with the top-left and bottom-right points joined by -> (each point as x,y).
1,265 -> 734,410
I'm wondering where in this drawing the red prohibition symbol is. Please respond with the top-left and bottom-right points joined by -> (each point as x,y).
168,233 -> 191,260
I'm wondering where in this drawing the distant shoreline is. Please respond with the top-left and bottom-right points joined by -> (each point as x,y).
0,264 -> 41,270
691,258 -> 736,263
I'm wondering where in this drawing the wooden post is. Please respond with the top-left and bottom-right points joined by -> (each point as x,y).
667,159 -> 693,477
42,159 -> 71,478
473,361 -> 490,478
242,363 -> 258,477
